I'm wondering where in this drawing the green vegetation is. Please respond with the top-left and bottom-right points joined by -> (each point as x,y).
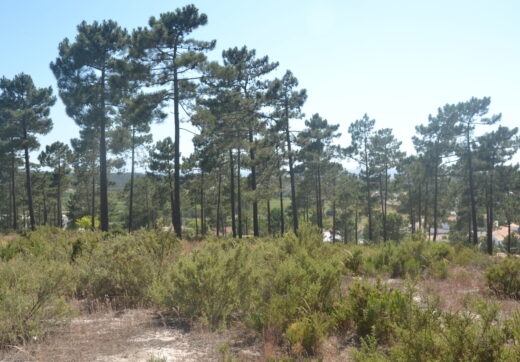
486,257 -> 520,299
1,226 -> 520,359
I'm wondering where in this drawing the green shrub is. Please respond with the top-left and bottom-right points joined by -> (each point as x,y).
486,258 -> 520,299
152,224 -> 346,353
75,230 -> 179,307
345,248 -> 364,274
333,281 -> 411,344
0,258 -> 75,347
151,238 -> 252,328
369,238 -> 455,279
286,312 -> 330,356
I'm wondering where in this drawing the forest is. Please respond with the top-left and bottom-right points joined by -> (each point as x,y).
1,3 -> 520,361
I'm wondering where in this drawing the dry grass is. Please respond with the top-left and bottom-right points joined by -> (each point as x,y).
418,265 -> 520,316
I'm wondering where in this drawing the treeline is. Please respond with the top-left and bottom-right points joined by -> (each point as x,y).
1,4 -> 519,253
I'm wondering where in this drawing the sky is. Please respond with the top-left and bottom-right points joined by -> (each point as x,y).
1,0 -> 519,168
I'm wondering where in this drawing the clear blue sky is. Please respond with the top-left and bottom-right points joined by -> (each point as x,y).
1,0 -> 519,166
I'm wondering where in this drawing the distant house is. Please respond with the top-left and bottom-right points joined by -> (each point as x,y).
429,223 -> 450,241
323,230 -> 343,243
492,223 -> 519,244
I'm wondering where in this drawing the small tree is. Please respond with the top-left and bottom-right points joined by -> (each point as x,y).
38,142 -> 72,228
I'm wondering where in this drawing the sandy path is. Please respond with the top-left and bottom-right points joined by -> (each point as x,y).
2,309 -> 260,362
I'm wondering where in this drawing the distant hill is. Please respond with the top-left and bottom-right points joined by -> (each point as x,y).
108,172 -> 144,189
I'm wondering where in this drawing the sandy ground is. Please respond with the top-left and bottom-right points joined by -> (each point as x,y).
1,309 -> 261,362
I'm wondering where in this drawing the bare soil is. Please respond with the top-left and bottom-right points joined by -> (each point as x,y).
1,309 -> 261,362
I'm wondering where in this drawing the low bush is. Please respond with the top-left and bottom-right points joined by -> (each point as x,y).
486,257 -> 520,299
333,281 -> 411,344
75,229 -> 179,308
368,238 -> 455,279
150,238 -> 253,328
0,258 -> 75,347
152,223 -> 347,355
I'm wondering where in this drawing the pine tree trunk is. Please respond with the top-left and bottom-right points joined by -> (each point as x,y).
467,132 -> 478,245
237,148 -> 243,238
173,62 -> 182,239
433,158 -> 439,241
216,170 -> 222,236
249,130 -> 259,237
267,200 -> 272,236
332,199 -> 336,243
279,161 -> 284,235
317,165 -> 323,229
229,149 -> 236,238
10,149 -> 17,230
486,170 -> 494,255
507,221 -> 511,254
128,128 -> 135,232
23,126 -> 35,231
418,183 -> 422,230
168,171 -> 175,230
285,99 -> 298,234
57,161 -> 62,228
91,170 -> 96,230
424,181 -> 429,239
42,181 -> 48,226
355,206 -> 359,244
200,171 -> 205,235
379,172 -> 385,242
99,67 -> 109,232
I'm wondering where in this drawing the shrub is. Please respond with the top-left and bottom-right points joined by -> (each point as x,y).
151,238 -> 254,328
286,312 -> 330,356
0,258 -> 75,347
75,230 -> 179,307
75,215 -> 100,229
333,281 -> 411,344
152,224 -> 346,354
369,238 -> 455,279
486,258 -> 520,299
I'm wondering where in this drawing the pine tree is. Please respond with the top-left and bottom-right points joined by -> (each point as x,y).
0,74 -> 55,230
38,142 -> 72,228
267,70 -> 307,234
52,20 -> 129,231
149,137 -> 176,228
347,114 -> 376,241
297,114 -> 340,229
131,4 -> 215,238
